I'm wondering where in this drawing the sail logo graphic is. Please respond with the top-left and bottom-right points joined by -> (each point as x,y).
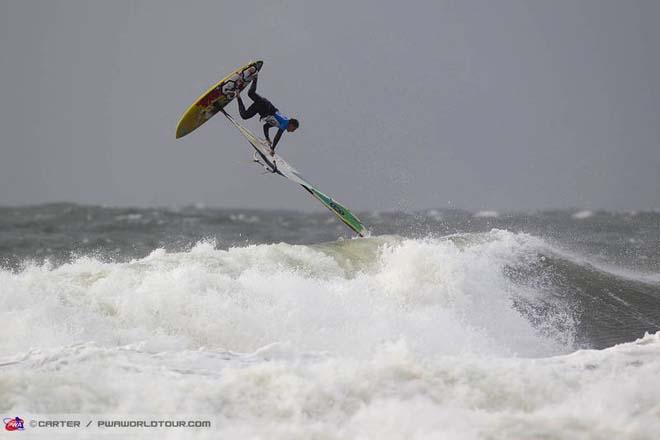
4,416 -> 25,431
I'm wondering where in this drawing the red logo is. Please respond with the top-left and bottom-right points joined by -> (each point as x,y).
4,416 -> 25,431
197,87 -> 222,108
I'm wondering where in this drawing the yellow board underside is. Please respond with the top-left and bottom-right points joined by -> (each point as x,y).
176,60 -> 263,139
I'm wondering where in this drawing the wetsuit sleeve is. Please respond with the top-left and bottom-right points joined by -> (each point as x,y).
271,129 -> 284,150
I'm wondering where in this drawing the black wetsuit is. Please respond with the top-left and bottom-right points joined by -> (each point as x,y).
236,78 -> 284,150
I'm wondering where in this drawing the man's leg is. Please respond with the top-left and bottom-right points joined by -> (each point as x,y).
247,77 -> 260,101
238,77 -> 276,120
237,97 -> 260,120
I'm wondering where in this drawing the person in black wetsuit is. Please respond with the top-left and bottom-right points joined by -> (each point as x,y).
235,76 -> 299,155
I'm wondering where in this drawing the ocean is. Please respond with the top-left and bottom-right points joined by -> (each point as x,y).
1,203 -> 659,439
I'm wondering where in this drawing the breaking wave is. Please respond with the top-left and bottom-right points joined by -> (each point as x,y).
2,230 -> 660,439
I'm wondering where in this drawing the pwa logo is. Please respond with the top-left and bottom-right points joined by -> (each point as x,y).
4,416 -> 25,431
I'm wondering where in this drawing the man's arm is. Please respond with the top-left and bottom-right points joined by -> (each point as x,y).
271,129 -> 284,150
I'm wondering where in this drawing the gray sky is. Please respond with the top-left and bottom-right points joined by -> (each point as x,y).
1,0 -> 658,211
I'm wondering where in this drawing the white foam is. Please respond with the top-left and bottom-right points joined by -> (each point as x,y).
1,333 -> 658,439
1,233 -> 655,438
474,210 -> 499,218
0,232 -> 570,358
229,213 -> 260,223
426,209 -> 443,221
572,210 -> 593,219
115,213 -> 143,221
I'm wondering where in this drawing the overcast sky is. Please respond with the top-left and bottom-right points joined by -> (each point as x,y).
1,0 -> 658,211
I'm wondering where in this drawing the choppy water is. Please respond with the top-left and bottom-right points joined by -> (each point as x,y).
1,204 -> 659,439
